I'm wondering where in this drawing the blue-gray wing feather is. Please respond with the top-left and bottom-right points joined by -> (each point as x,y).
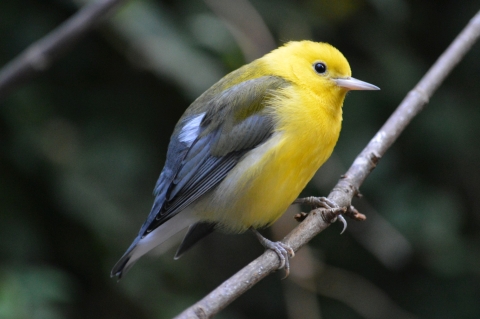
139,76 -> 290,236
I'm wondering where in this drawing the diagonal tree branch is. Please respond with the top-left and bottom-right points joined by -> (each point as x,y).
174,10 -> 480,319
0,0 -> 126,101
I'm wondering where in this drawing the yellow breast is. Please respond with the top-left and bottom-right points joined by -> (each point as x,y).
195,85 -> 344,233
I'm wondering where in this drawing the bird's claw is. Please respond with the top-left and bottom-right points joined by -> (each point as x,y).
267,240 -> 295,278
294,196 -> 337,209
295,196 -> 348,234
251,228 -> 294,278
335,214 -> 347,234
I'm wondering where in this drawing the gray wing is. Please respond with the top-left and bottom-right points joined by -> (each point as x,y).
138,76 -> 289,237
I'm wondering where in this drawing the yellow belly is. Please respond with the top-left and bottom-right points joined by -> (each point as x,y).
193,87 -> 343,233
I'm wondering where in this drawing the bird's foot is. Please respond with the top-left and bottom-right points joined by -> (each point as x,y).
294,196 -> 348,234
251,228 -> 294,278
294,196 -> 337,209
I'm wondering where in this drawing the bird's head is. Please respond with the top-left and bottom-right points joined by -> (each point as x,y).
263,41 -> 379,102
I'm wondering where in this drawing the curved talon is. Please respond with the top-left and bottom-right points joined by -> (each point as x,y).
251,228 -> 294,278
337,214 -> 348,234
269,242 -> 293,277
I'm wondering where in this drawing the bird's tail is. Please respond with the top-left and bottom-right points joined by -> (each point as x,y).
111,239 -> 140,279
111,209 -> 198,279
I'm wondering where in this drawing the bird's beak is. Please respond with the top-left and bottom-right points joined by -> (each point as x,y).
335,77 -> 380,91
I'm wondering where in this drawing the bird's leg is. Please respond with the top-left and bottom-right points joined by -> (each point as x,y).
293,196 -> 348,234
250,228 -> 294,278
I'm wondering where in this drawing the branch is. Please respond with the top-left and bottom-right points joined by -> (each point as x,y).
174,10 -> 480,319
0,0 -> 126,101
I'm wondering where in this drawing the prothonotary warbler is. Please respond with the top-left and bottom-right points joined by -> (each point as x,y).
111,40 -> 379,279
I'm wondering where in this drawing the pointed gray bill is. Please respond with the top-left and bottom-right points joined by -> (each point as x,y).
335,77 -> 380,91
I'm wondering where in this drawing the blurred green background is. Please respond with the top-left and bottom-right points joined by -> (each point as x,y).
1,0 -> 480,318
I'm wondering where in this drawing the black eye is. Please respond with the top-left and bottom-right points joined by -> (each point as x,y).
314,62 -> 327,74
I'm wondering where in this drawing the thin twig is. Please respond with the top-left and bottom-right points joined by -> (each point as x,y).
174,10 -> 480,319
0,0 -> 126,101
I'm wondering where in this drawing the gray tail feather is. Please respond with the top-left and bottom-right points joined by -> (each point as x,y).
174,222 -> 216,259
112,210 -> 201,278
111,255 -> 134,280
111,239 -> 139,280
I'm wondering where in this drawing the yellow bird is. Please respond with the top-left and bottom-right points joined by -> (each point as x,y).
111,40 -> 379,279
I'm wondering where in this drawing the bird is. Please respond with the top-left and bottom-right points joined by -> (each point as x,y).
111,40 -> 379,279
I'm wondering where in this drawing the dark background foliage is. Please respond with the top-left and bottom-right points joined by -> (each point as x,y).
1,0 -> 479,318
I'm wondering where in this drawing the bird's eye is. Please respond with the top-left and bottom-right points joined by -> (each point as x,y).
314,62 -> 327,74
